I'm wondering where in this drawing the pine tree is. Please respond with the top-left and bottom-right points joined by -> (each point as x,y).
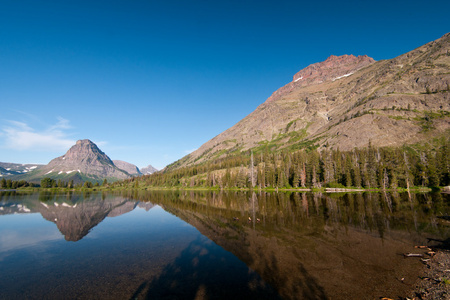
344,156 -> 353,187
426,151 -> 439,187
300,162 -> 307,188
322,149 -> 335,185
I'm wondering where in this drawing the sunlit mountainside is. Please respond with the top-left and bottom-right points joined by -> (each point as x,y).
172,33 -> 450,169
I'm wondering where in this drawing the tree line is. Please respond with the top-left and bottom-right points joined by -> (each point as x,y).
0,178 -> 35,189
40,178 -> 109,188
118,138 -> 450,190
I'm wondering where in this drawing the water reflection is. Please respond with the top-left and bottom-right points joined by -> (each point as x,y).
0,191 -> 154,241
126,190 -> 450,300
0,190 -> 449,300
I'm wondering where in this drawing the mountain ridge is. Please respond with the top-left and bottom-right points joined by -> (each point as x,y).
113,160 -> 142,176
173,32 -> 450,168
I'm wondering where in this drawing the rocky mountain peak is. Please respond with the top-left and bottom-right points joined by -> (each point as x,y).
64,139 -> 111,163
113,160 -> 142,176
39,139 -> 131,180
292,54 -> 375,83
175,33 -> 450,168
266,54 -> 375,103
140,165 -> 158,175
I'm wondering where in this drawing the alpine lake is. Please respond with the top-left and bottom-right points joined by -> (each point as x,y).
1,190 -> 450,300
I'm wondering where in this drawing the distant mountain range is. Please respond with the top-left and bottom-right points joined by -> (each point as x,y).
172,32 -> 450,168
0,162 -> 44,176
140,165 -> 158,175
113,160 -> 142,176
2,139 -> 158,183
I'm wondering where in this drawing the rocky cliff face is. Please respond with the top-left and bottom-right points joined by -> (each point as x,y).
176,33 -> 450,167
266,54 -> 375,104
38,139 -> 131,181
113,160 -> 142,176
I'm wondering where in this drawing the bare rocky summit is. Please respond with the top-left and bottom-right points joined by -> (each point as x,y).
113,160 -> 142,176
140,164 -> 158,175
177,33 -> 450,167
266,54 -> 375,103
35,139 -> 131,182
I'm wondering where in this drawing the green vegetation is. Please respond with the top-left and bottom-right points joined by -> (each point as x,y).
0,178 -> 35,189
112,137 -> 450,191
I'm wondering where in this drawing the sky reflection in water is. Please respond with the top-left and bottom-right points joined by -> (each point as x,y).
0,192 -> 279,299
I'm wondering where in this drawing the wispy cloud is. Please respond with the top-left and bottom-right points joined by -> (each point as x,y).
1,117 -> 76,151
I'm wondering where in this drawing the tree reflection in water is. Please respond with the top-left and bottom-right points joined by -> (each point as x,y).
126,190 -> 450,300
1,190 -> 449,300
130,235 -> 282,299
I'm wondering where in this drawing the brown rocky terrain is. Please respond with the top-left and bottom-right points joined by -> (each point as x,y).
178,33 -> 450,167
113,160 -> 142,176
22,139 -> 131,182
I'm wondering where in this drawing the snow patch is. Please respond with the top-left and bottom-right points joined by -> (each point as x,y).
58,171 -> 63,174
62,203 -> 71,208
77,169 -> 81,173
62,156 -> 65,160
29,166 -> 37,170
41,202 -> 49,208
45,169 -> 55,175
66,170 -> 75,174
54,203 -> 59,207
294,76 -> 303,82
0,207 -> 3,211
332,72 -> 354,81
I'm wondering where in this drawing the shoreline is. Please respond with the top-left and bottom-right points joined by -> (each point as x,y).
408,249 -> 450,299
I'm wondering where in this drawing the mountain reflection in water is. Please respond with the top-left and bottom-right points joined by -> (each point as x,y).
0,190 -> 449,300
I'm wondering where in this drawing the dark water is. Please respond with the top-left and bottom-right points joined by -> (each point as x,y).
0,191 -> 449,300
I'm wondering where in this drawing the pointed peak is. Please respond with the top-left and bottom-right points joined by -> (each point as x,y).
76,139 -> 95,145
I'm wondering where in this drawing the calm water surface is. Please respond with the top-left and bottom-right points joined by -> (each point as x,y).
1,190 -> 449,300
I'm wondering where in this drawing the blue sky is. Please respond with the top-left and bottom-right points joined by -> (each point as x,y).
0,0 -> 449,170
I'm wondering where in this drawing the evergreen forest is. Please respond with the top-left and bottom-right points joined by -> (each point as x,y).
116,138 -> 450,190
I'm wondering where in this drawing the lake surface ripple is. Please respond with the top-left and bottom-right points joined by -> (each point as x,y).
1,190 -> 449,300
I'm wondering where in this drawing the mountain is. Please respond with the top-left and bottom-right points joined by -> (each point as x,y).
113,160 -> 142,176
0,162 -> 44,177
140,164 -> 158,175
175,33 -> 450,168
14,139 -> 131,183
